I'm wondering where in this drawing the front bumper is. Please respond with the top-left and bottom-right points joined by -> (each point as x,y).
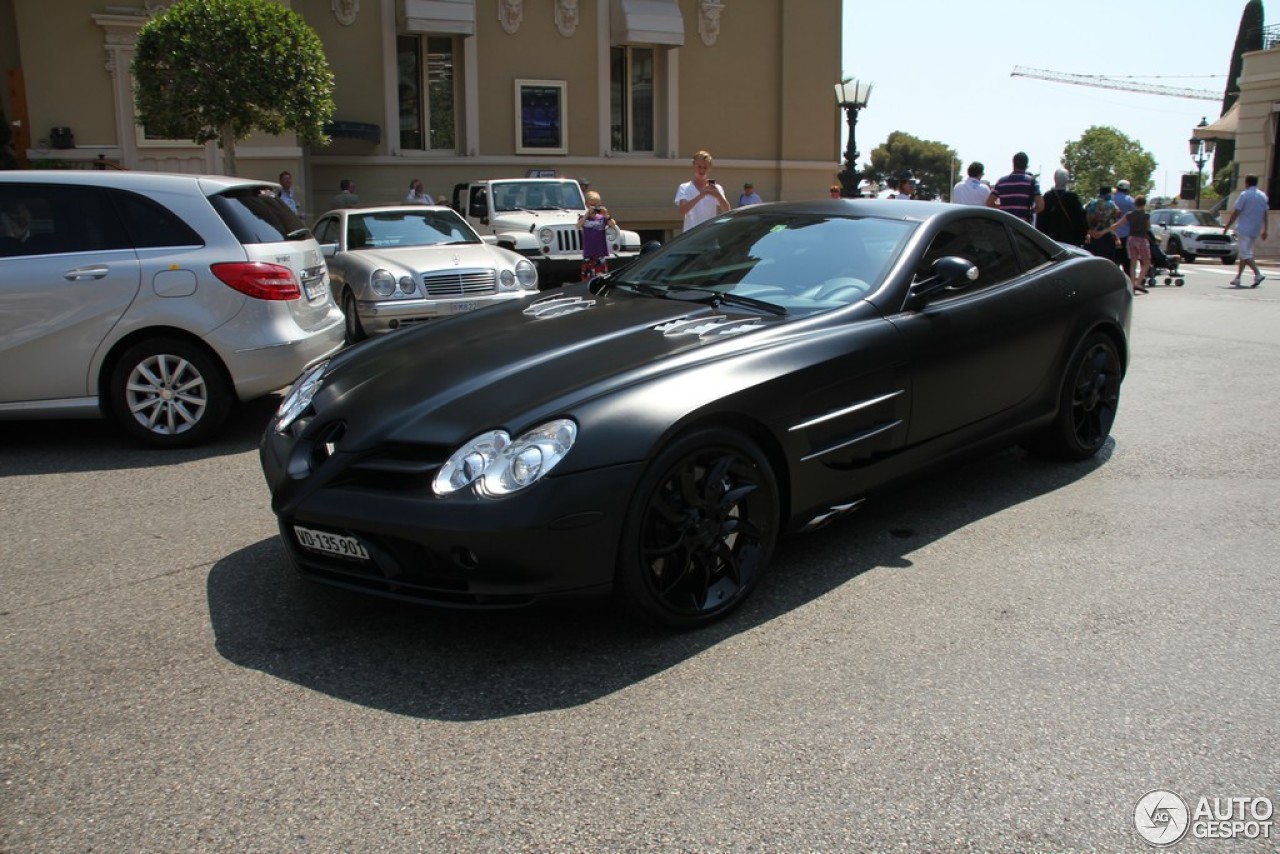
260,427 -> 643,607
357,291 -> 533,334
1180,231 -> 1237,257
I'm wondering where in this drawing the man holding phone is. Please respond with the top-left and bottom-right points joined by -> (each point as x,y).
675,150 -> 731,232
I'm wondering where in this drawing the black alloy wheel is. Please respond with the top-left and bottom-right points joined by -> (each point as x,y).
1027,332 -> 1122,461
618,428 -> 779,628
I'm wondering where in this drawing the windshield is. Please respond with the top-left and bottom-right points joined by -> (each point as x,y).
1172,211 -> 1221,227
492,181 -> 585,212
610,211 -> 917,313
347,209 -> 481,249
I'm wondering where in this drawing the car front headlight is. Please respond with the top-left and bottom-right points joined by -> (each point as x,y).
398,274 -> 417,295
537,227 -> 555,245
1178,229 -> 1197,239
371,269 -> 396,296
606,224 -> 620,245
432,419 -> 577,497
275,360 -> 328,433
515,259 -> 538,289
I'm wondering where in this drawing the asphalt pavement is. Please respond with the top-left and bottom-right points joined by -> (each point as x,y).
1,259 -> 1277,852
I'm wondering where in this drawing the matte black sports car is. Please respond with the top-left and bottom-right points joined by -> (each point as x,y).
260,200 -> 1131,628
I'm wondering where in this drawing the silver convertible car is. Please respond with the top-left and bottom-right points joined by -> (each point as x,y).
311,205 -> 539,342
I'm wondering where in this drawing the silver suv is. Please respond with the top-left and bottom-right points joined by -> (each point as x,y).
0,171 -> 346,447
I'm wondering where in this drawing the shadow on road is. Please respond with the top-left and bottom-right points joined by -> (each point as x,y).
0,397 -> 281,476
207,442 -> 1111,722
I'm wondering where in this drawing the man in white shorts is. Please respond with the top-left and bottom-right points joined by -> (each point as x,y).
1223,173 -> 1269,288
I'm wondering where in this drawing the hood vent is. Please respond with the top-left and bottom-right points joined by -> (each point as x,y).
524,295 -> 597,319
654,315 -> 765,339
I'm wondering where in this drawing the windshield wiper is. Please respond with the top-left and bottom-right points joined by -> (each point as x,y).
611,279 -> 668,298
667,287 -> 786,315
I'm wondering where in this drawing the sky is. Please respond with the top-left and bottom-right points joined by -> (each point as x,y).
840,0 -> 1256,198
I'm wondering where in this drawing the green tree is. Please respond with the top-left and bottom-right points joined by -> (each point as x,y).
867,131 -> 959,200
132,0 -> 335,175
1213,0 -> 1264,189
1061,126 -> 1156,198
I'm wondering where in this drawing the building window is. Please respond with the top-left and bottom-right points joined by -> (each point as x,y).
398,35 -> 456,151
610,46 -> 653,153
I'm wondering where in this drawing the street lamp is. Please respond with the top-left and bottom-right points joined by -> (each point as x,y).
1188,117 -> 1216,209
835,79 -> 873,198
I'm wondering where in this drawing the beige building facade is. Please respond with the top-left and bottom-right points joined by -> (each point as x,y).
0,0 -> 843,239
1195,41 -> 1280,256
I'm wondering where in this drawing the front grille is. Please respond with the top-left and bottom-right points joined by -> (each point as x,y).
1196,235 -> 1231,245
554,229 -> 582,253
420,268 -> 497,297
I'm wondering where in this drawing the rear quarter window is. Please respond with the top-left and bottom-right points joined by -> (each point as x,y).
209,189 -> 308,245
109,189 -> 203,249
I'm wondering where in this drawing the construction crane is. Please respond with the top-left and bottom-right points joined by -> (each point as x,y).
1011,66 -> 1219,101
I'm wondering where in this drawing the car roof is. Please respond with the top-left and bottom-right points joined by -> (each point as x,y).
0,170 -> 276,194
735,198 -> 1003,223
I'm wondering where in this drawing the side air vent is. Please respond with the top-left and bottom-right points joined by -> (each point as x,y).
523,295 -> 596,318
653,315 -> 765,338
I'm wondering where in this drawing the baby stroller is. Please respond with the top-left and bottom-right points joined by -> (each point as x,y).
1146,232 -> 1184,287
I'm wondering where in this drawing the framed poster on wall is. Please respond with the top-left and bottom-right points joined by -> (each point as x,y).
515,79 -> 567,155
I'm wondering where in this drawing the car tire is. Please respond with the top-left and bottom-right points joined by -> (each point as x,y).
343,289 -> 366,343
108,337 -> 232,448
1222,256 -> 1237,265
616,427 -> 779,628
1025,331 -> 1122,461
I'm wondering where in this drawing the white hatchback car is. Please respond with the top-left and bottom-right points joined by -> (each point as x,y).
0,171 -> 346,447
1149,208 -> 1238,264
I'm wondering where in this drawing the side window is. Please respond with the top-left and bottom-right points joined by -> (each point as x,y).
916,218 -> 1020,290
109,190 -> 202,249
0,185 -> 129,257
469,187 -> 488,218
313,217 -> 339,245
1011,229 -> 1054,271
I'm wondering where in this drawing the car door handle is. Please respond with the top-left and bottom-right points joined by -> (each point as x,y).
64,266 -> 110,280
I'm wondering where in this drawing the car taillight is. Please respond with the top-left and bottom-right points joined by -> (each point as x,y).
211,262 -> 302,300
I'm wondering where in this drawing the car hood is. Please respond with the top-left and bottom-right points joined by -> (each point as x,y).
490,211 -> 580,231
353,242 -> 503,271
1163,224 -> 1222,234
314,285 -> 788,451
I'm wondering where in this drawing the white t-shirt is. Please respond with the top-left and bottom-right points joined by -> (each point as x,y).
951,177 -> 991,206
675,181 -> 722,232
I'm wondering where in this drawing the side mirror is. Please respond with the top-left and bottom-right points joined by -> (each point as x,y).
909,255 -> 978,303
640,240 -> 662,256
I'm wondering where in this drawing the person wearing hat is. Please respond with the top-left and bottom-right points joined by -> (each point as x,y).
892,170 -> 918,200
1112,179 -> 1136,272
738,182 -> 762,206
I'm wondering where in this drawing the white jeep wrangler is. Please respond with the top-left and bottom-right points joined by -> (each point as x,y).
452,178 -> 641,287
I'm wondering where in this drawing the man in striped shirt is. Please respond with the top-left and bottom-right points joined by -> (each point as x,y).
988,152 -> 1044,223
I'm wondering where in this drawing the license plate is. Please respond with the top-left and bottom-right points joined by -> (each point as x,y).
303,279 -> 329,301
451,302 -> 479,313
294,525 -> 369,560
